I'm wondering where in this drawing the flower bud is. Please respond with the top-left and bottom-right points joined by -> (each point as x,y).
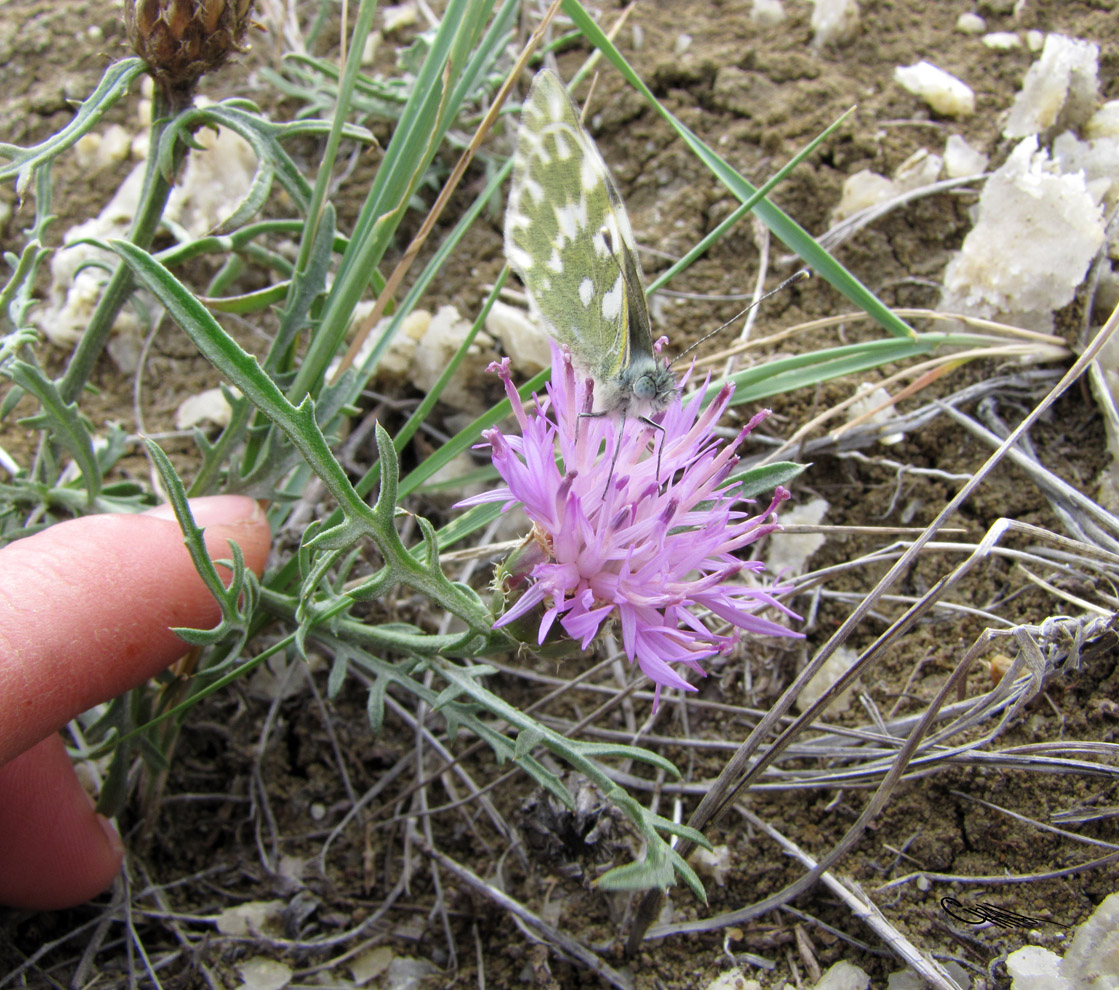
125,0 -> 255,107
491,529 -> 582,661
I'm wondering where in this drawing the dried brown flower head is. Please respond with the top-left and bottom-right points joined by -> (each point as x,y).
125,0 -> 255,107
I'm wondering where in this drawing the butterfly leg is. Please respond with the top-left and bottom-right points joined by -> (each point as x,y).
640,415 -> 668,491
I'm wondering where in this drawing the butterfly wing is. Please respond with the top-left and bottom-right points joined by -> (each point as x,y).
505,69 -> 659,399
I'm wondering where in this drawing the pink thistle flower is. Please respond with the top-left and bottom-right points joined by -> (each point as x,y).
460,344 -> 802,709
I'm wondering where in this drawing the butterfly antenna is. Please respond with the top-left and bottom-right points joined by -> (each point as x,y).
669,268 -> 810,368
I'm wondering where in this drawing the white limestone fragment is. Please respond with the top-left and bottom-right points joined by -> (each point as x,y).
411,304 -> 496,413
1005,895 -> 1119,989
813,960 -> 870,990
955,12 -> 986,34
175,386 -> 240,430
704,971 -> 761,990
165,123 -> 257,238
1015,948 -> 1070,989
944,134 -> 989,177
99,123 -> 132,164
689,845 -> 732,886
236,958 -> 291,990
766,497 -> 828,575
811,0 -> 859,46
848,383 -> 905,444
361,31 -> 379,64
1086,100 -> 1119,139
34,164 -> 148,346
885,970 -> 925,990
751,0 -> 786,26
216,900 -> 285,936
350,946 -> 394,985
73,132 -> 102,170
35,115 -> 256,348
381,2 -> 417,33
1052,131 -> 1119,208
983,31 -> 1021,50
1007,946 -> 1068,989
383,956 -> 438,988
333,305 -> 429,383
939,136 -> 1105,330
893,148 -> 943,191
1059,892 -> 1119,988
796,645 -> 860,715
1026,30 -> 1045,52
894,61 -> 975,118
486,299 -> 551,375
831,169 -> 896,223
73,124 -> 134,170
1004,34 -> 1099,138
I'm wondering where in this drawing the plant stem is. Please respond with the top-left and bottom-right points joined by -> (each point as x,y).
57,90 -> 181,405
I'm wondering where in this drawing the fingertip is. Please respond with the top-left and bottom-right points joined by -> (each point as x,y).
0,737 -> 123,910
145,495 -> 271,576
0,496 -> 272,764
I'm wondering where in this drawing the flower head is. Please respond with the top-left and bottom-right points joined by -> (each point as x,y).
126,0 -> 255,108
461,344 -> 801,709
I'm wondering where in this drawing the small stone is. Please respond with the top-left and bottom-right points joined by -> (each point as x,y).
813,961 -> 870,990
751,0 -> 786,27
955,12 -> 986,34
1004,34 -> 1099,138
944,134 -> 989,177
1005,945 -> 1068,990
982,31 -> 1021,49
895,61 -> 976,118
811,0 -> 860,47
236,958 -> 292,990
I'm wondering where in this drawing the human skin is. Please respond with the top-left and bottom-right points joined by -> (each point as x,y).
0,496 -> 271,910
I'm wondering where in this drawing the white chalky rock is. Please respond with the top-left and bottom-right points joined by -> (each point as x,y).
813,961 -> 870,990
939,136 -> 1105,330
811,0 -> 859,46
1059,892 -> 1119,988
1086,100 -> 1119,139
751,0 -> 786,26
955,12 -> 986,34
1004,34 -> 1099,138
35,120 -> 255,347
796,645 -> 860,715
893,148 -> 943,191
944,134 -> 989,177
983,32 -> 1021,50
766,497 -> 828,575
332,305 -> 429,382
895,61 -> 975,118
1007,945 -> 1068,989
411,304 -> 496,413
704,970 -> 761,990
831,169 -> 897,223
175,386 -> 239,430
236,958 -> 291,990
485,299 -> 551,375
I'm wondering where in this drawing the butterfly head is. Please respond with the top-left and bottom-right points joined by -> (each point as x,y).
608,353 -> 679,416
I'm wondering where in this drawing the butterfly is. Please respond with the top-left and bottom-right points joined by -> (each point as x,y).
504,68 -> 679,419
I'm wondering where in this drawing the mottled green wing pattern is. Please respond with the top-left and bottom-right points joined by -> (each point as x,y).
506,69 -> 676,413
